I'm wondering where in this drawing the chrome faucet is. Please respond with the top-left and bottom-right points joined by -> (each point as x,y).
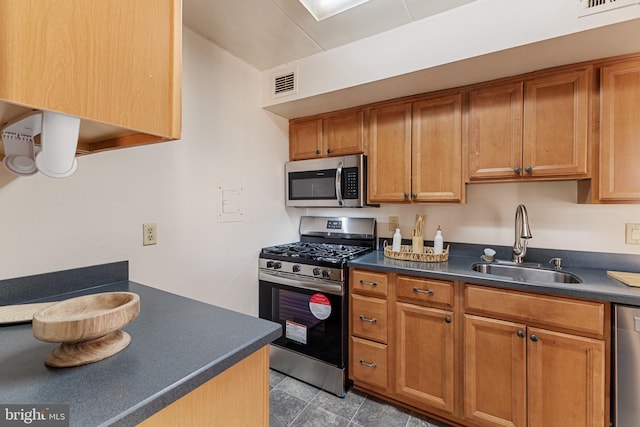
512,204 -> 533,263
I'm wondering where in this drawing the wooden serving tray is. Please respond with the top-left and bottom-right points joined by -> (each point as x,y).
607,271 -> 640,288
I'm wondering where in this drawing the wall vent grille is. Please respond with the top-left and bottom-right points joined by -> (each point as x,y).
578,0 -> 639,16
273,70 -> 297,98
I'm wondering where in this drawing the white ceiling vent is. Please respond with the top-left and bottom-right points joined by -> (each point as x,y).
578,0 -> 639,17
272,69 -> 298,98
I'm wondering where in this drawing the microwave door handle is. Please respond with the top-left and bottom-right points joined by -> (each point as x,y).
335,161 -> 344,206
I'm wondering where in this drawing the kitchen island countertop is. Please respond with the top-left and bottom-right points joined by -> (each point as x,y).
350,250 -> 640,306
0,275 -> 281,426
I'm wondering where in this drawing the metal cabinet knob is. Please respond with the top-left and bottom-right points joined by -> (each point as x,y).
444,316 -> 452,324
530,334 -> 539,342
525,166 -> 533,173
411,193 -> 417,198
514,167 -> 521,174
327,149 -> 332,154
517,330 -> 525,338
315,149 -> 320,154
404,193 -> 409,199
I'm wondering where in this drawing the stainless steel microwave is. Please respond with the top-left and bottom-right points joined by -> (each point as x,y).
285,154 -> 369,208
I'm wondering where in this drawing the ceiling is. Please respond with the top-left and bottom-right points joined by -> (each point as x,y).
182,0 -> 478,71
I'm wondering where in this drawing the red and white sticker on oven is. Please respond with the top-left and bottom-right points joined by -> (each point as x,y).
309,293 -> 331,320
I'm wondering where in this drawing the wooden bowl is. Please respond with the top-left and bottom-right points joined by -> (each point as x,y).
32,292 -> 140,367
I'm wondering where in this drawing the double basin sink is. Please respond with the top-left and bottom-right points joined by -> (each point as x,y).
471,262 -> 582,284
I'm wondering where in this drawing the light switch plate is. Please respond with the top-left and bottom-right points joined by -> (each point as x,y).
625,223 -> 640,245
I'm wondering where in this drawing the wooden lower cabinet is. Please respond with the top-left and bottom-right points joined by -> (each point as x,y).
526,327 -> 605,427
395,302 -> 455,413
349,269 -> 610,427
464,315 -> 527,427
138,346 -> 269,427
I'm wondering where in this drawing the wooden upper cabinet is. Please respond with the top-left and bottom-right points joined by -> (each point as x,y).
412,93 -> 464,202
367,102 -> 412,203
289,118 -> 323,160
523,67 -> 590,179
323,110 -> 364,156
467,66 -> 590,182
596,58 -> 640,202
0,0 -> 182,151
368,94 -> 464,204
289,109 -> 364,160
468,81 -> 524,180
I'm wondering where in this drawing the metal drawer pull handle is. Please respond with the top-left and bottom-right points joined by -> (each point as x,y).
413,287 -> 434,295
359,359 -> 377,368
359,315 -> 377,323
360,280 -> 378,286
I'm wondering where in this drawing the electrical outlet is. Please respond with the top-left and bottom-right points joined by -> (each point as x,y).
389,216 -> 399,232
143,223 -> 157,246
626,223 -> 640,245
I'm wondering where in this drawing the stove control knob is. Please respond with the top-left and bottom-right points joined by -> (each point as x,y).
273,262 -> 282,270
292,264 -> 301,273
322,269 -> 331,278
266,261 -> 274,268
312,267 -> 321,276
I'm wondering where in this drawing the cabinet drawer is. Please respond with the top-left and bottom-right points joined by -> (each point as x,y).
396,276 -> 454,307
464,285 -> 605,337
351,336 -> 388,390
351,294 -> 388,343
351,270 -> 388,297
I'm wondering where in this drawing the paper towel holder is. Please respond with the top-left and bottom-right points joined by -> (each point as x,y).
1,110 -> 80,178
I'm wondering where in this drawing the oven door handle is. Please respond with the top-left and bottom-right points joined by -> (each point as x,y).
259,270 -> 343,296
335,161 -> 344,206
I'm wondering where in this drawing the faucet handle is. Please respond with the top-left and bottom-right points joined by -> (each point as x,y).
549,257 -> 562,270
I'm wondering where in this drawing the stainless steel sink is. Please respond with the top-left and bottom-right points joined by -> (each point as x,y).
471,262 -> 582,284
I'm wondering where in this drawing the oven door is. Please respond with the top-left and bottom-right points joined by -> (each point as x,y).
259,271 -> 346,368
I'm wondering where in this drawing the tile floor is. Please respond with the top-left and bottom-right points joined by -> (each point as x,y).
269,370 -> 452,427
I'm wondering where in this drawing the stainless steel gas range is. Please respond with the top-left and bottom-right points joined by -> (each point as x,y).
258,216 -> 376,396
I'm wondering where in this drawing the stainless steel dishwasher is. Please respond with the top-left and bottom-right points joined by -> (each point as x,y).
614,304 -> 640,427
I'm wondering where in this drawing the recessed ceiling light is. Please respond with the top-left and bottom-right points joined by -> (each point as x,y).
298,0 -> 371,21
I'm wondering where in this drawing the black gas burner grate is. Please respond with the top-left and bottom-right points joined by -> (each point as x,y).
261,242 -> 371,263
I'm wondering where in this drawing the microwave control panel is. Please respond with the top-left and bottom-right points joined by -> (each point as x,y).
343,168 -> 359,199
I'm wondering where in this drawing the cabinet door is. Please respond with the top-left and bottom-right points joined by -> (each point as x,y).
323,110 -> 364,157
598,59 -> 640,201
522,67 -> 590,178
527,327 -> 605,427
468,82 -> 523,180
464,315 -> 527,427
367,102 -> 412,203
412,93 -> 464,202
396,303 -> 455,414
0,0 -> 181,140
289,118 -> 323,160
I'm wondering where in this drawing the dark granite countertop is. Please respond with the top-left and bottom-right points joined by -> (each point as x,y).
349,249 -> 640,306
0,263 -> 281,427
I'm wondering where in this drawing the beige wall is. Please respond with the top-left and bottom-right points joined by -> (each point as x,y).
312,181 -> 640,256
0,28 -> 300,315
